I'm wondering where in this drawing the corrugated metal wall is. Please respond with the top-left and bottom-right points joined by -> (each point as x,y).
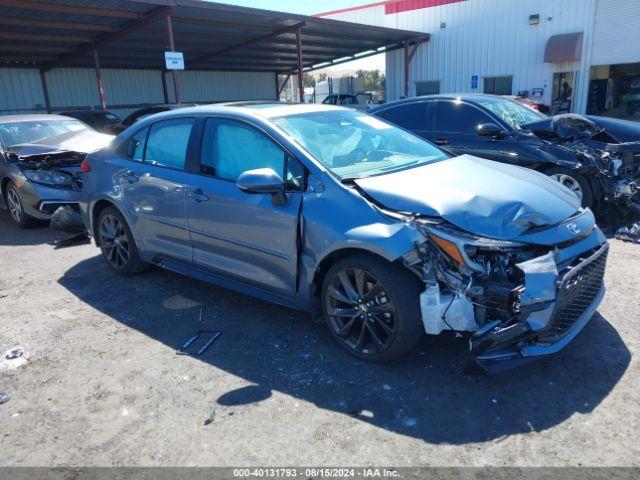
591,0 -> 640,67
165,71 -> 276,104
324,0 -> 607,113
0,68 -> 46,114
0,68 -> 276,117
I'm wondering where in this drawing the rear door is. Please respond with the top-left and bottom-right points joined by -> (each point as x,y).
374,101 -> 430,139
115,117 -> 196,263
185,117 -> 304,297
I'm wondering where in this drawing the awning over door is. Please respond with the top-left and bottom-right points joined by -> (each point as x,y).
544,32 -> 584,63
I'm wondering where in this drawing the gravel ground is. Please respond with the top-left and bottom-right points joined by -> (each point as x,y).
0,211 -> 638,467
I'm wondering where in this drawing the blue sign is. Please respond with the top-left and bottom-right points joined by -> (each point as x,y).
471,75 -> 478,89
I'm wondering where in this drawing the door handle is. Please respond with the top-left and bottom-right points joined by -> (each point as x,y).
123,170 -> 139,183
188,189 -> 209,203
434,138 -> 450,146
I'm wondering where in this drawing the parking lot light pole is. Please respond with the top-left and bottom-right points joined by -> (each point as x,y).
93,49 -> 107,111
296,27 -> 304,103
165,13 -> 182,104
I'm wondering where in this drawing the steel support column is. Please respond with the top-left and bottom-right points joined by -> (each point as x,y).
166,13 -> 181,104
39,68 -> 51,113
93,49 -> 107,110
295,28 -> 304,103
161,71 -> 169,104
404,40 -> 420,98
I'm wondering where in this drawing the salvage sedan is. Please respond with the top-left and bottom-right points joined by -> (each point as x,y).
372,95 -> 640,212
79,104 -> 608,372
0,115 -> 113,227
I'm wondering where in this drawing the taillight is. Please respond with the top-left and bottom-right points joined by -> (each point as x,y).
80,160 -> 91,172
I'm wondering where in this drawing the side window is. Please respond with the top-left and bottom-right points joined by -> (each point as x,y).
117,127 -> 148,162
376,103 -> 428,131
434,101 -> 492,133
201,119 -> 304,191
144,118 -> 194,170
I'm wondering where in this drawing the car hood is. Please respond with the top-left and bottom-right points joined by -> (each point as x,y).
7,129 -> 113,157
354,155 -> 582,240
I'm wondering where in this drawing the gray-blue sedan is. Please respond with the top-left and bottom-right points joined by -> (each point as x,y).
79,103 -> 608,372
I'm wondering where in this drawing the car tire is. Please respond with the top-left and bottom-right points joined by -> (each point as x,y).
96,206 -> 147,276
545,166 -> 594,209
5,184 -> 37,228
321,253 -> 424,362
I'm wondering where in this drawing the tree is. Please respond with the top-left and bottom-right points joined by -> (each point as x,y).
303,73 -> 316,88
317,72 -> 328,83
356,69 -> 385,91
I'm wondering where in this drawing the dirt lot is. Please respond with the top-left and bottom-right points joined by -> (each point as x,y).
0,211 -> 638,467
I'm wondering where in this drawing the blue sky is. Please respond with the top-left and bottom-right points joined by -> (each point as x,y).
214,0 -> 370,15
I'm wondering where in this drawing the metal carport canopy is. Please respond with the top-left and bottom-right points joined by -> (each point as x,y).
0,0 -> 429,103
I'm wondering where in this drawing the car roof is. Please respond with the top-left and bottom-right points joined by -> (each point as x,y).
60,110 -> 115,116
133,102 -> 347,124
370,93 -> 507,111
0,113 -> 76,123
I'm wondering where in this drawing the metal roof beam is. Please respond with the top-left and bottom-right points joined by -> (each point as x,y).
42,6 -> 172,72
190,21 -> 305,66
0,45 -> 73,54
0,0 -> 140,19
0,31 -> 93,43
0,16 -> 117,32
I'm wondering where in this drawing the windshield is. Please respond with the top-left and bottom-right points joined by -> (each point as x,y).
476,97 -> 545,130
0,119 -> 87,147
273,109 -> 448,180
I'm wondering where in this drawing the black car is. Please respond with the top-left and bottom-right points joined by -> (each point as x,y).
371,94 -> 640,211
59,110 -> 121,134
104,103 -> 197,135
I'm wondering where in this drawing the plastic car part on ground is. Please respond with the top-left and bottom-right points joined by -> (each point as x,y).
615,222 -> 640,243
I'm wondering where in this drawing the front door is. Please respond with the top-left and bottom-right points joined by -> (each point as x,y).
115,117 -> 196,263
426,100 -> 517,162
185,117 -> 304,297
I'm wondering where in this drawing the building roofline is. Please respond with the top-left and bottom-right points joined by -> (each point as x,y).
314,1 -> 388,18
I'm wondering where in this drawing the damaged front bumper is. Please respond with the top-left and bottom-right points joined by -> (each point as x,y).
468,241 -> 608,373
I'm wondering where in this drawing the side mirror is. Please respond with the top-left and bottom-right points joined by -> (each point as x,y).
476,123 -> 506,138
237,168 -> 286,205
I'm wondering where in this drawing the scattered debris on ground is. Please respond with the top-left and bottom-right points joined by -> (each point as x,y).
5,346 -> 24,360
615,222 -> 640,244
49,206 -> 91,249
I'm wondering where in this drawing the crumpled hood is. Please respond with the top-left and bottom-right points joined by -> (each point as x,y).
354,155 -> 582,240
7,128 -> 113,157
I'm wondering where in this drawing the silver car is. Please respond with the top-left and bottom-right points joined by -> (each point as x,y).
0,114 -> 112,227
79,103 -> 608,372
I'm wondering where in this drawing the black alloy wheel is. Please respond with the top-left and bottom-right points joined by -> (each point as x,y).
321,254 -> 424,362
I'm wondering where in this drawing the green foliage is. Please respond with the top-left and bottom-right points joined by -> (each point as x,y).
356,69 -> 386,91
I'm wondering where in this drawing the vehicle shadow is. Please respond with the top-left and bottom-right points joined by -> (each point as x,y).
59,256 -> 630,444
0,211 -> 53,246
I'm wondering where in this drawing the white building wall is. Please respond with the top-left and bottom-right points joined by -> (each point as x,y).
591,0 -> 640,67
323,0 -> 603,112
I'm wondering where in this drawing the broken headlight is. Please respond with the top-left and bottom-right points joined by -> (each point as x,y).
417,222 -> 526,274
22,169 -> 72,187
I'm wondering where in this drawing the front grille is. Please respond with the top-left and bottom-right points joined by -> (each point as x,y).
539,246 -> 608,342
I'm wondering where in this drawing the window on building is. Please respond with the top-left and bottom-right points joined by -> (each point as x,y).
483,76 -> 513,95
416,81 -> 441,96
145,118 -> 195,170
434,100 -> 493,133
